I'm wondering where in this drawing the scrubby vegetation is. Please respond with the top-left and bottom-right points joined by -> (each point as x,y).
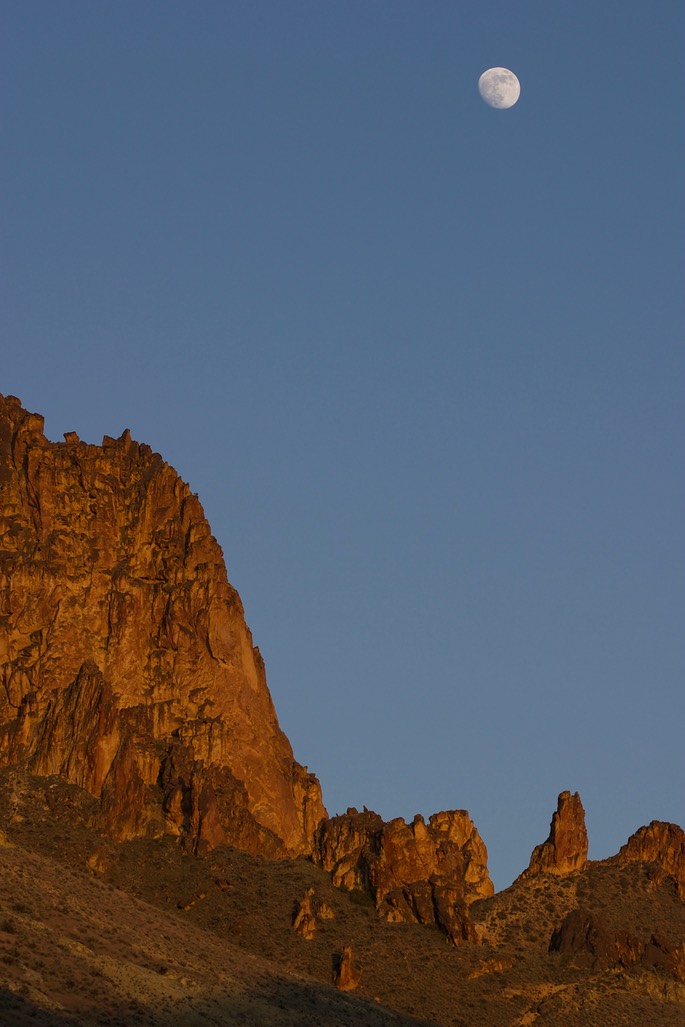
0,770 -> 684,1026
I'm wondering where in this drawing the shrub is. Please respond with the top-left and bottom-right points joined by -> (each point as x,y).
348,888 -> 374,907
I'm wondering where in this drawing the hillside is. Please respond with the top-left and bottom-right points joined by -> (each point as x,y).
1,771 -> 684,1026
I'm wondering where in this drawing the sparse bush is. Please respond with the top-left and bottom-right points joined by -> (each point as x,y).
348,888 -> 374,907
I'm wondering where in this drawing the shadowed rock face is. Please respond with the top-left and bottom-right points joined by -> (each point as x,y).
549,908 -> 642,968
549,908 -> 685,982
315,806 -> 493,944
521,790 -> 588,878
0,394 -> 326,856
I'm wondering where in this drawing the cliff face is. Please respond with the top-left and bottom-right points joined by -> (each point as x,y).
0,395 -> 326,855
0,394 -> 497,916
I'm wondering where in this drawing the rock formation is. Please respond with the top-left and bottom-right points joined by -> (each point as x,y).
292,887 -> 318,940
315,806 -> 493,944
0,394 -> 497,930
333,945 -> 360,991
549,908 -> 642,969
0,395 -> 326,856
291,886 -> 335,940
521,790 -> 588,878
550,908 -> 685,982
610,821 -> 685,899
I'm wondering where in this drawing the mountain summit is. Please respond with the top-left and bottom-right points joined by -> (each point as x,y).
0,394 -> 326,857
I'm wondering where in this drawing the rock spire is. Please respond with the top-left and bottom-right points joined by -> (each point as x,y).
522,790 -> 589,878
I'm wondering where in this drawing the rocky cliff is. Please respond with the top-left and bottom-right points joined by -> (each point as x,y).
315,806 -> 493,943
0,394 -> 326,856
0,395 -> 500,931
610,821 -> 685,899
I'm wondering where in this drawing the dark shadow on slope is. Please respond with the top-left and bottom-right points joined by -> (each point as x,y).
0,988 -> 79,1027
1,980 -> 436,1027
242,975 -> 438,1027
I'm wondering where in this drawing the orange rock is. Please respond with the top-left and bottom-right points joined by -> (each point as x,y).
0,393 -> 495,928
315,807 -> 492,943
0,395 -> 326,857
468,955 -> 515,979
334,945 -> 360,990
292,887 -> 317,940
610,821 -> 685,899
522,791 -> 588,878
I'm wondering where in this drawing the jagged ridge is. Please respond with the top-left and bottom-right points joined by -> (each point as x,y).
0,395 -> 496,943
5,396 -> 682,954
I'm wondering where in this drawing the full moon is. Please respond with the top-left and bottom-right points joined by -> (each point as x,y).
478,67 -> 521,109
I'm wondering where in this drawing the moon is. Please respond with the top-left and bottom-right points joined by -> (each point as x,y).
478,67 -> 521,109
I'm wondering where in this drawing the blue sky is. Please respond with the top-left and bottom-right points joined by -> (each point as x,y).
3,1 -> 683,889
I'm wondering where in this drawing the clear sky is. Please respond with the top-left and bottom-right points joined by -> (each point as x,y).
3,1 -> 683,890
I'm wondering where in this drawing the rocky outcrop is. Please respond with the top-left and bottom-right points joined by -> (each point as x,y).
521,791 -> 588,878
333,945 -> 360,991
468,956 -> 515,979
315,806 -> 493,944
0,395 -> 326,856
292,887 -> 317,940
610,822 -> 685,899
549,908 -> 642,969
550,908 -> 685,982
291,886 -> 335,940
